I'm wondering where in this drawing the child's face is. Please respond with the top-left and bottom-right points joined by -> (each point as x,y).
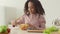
28,2 -> 36,14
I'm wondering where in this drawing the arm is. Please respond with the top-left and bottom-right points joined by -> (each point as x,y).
11,15 -> 25,26
34,15 -> 46,30
39,15 -> 46,29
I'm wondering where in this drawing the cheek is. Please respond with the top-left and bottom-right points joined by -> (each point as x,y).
28,8 -> 35,12
28,8 -> 32,13
28,8 -> 30,11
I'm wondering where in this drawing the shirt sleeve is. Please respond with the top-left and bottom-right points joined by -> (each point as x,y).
39,15 -> 46,24
15,15 -> 25,25
34,23 -> 45,30
37,15 -> 46,29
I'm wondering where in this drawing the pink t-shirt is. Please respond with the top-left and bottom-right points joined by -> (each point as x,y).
16,14 -> 46,29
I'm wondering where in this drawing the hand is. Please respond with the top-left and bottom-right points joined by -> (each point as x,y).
26,23 -> 33,27
26,23 -> 38,30
11,20 -> 16,27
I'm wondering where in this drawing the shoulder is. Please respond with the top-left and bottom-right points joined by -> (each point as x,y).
22,14 -> 27,18
39,15 -> 45,18
36,14 -> 45,18
38,15 -> 46,23
20,14 -> 27,19
19,14 -> 28,19
39,15 -> 45,21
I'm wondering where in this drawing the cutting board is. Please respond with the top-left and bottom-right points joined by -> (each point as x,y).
27,30 -> 60,34
27,29 -> 44,33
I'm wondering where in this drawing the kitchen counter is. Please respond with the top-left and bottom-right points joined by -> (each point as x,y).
9,25 -> 60,34
9,25 -> 43,34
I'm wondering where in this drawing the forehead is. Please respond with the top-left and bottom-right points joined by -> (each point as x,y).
28,2 -> 34,7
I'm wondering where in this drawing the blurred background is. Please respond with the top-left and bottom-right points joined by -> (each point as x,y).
0,0 -> 60,28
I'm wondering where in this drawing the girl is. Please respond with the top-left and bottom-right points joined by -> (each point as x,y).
11,0 -> 46,30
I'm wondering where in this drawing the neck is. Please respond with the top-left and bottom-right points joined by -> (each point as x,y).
30,13 -> 37,15
30,13 -> 35,15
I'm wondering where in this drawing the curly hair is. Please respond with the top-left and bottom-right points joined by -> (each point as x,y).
24,0 -> 45,16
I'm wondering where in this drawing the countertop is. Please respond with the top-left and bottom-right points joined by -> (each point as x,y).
9,25 -> 43,34
8,25 -> 60,34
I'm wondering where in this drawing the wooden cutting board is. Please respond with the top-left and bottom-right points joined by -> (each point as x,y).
27,30 -> 44,33
27,30 -> 60,34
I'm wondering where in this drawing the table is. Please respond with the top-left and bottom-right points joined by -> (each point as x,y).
9,25 -> 60,34
9,25 -> 43,34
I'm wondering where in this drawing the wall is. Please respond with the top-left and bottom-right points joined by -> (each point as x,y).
40,0 -> 60,27
0,0 -> 60,27
0,6 -> 6,26
5,6 -> 17,25
0,0 -> 26,17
